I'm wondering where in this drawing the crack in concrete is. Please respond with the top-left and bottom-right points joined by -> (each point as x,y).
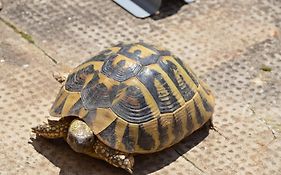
174,149 -> 206,174
211,126 -> 229,140
0,17 -> 58,64
249,107 -> 278,140
259,118 -> 277,140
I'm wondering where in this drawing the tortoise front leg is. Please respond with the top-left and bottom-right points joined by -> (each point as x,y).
52,71 -> 68,83
32,116 -> 75,139
67,119 -> 134,174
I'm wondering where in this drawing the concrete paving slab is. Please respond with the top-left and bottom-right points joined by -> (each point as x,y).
0,0 -> 281,174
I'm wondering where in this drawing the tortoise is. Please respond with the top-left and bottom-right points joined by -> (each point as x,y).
32,42 -> 215,173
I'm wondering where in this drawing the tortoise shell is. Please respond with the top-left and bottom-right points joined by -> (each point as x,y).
50,43 -> 215,154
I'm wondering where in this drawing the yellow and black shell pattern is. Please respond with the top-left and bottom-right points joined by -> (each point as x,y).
50,43 -> 215,154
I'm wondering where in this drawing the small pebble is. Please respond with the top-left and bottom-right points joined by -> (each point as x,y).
22,64 -> 29,68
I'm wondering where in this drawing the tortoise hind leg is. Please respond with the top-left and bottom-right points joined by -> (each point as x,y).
32,117 -> 74,139
205,117 -> 227,139
205,117 -> 214,129
67,119 -> 134,174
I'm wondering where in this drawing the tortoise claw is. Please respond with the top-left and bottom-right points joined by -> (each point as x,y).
52,72 -> 67,83
125,168 -> 133,174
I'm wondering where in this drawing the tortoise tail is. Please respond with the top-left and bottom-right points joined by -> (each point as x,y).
32,117 -> 75,139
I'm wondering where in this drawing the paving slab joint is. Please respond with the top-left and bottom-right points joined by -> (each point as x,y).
174,149 -> 206,174
210,126 -> 229,140
0,17 -> 58,64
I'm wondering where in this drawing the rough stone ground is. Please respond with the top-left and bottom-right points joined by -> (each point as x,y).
0,0 -> 281,174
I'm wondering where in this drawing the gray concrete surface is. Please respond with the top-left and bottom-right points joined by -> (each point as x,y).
0,0 -> 281,174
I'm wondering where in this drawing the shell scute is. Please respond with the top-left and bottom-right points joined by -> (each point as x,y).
158,57 -> 196,102
101,54 -> 142,82
137,66 -> 184,113
65,64 -> 97,92
111,78 -> 160,124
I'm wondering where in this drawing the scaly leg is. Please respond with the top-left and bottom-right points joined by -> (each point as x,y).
52,64 -> 72,84
205,117 -> 214,129
52,72 -> 68,84
91,139 -> 134,174
32,116 -> 75,139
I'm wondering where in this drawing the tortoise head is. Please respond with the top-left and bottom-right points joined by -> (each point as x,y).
66,119 -> 95,153
66,119 -> 135,173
